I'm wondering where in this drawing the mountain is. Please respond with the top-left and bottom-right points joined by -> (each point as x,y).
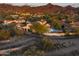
0,3 -> 78,15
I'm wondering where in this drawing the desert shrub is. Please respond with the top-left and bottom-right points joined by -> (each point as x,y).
64,30 -> 70,36
74,28 -> 79,35
37,37 -> 55,51
14,28 -> 24,36
23,46 -> 45,56
0,30 -> 11,40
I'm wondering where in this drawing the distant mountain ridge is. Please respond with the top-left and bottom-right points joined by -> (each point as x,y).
0,3 -> 78,14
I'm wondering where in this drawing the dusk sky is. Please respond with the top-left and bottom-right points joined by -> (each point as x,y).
9,3 -> 79,7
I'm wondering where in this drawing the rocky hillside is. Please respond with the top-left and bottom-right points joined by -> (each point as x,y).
0,3 -> 78,14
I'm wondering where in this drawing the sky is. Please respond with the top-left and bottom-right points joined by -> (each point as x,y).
9,3 -> 79,7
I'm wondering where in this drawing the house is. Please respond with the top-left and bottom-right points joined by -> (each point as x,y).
3,19 -> 25,25
4,20 -> 18,25
22,23 -> 32,32
10,15 -> 19,18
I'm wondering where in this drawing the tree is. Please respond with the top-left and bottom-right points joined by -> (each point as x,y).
5,15 -> 15,20
0,12 -> 7,20
43,14 -> 52,24
52,19 -> 62,30
27,16 -> 40,22
30,22 -> 49,35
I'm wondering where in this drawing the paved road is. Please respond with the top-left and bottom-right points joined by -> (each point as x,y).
0,40 -> 35,55
0,36 -> 37,55
0,35 -> 37,49
0,35 -> 79,56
